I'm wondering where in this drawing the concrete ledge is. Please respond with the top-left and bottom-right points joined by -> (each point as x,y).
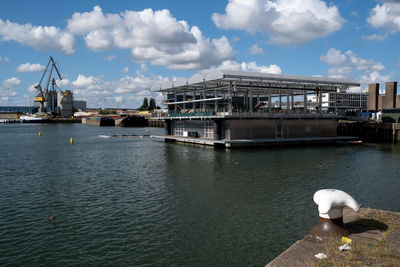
266,208 -> 400,266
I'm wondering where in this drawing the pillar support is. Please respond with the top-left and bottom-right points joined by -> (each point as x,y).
304,90 -> 308,113
268,89 -> 272,113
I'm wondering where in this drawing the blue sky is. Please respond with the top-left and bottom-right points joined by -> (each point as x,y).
0,0 -> 399,108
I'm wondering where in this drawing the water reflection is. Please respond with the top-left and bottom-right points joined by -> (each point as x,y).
1,124 -> 399,266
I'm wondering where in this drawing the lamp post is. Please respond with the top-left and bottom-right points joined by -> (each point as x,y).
7,87 -> 10,112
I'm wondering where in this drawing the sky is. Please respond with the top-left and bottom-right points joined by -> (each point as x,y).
0,0 -> 399,108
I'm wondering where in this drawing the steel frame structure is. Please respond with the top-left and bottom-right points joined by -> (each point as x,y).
154,70 -> 360,117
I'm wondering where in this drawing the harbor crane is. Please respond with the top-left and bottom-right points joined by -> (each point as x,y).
34,56 -> 63,114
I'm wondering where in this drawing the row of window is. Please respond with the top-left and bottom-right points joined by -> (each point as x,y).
174,121 -> 215,139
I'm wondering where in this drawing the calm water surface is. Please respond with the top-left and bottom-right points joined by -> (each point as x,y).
1,123 -> 400,266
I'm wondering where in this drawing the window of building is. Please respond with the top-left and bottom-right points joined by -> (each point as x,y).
204,121 -> 214,139
276,124 -> 283,138
174,121 -> 184,136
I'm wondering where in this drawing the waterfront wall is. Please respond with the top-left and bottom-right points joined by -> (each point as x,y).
147,119 -> 164,127
82,117 -> 115,126
338,122 -> 400,142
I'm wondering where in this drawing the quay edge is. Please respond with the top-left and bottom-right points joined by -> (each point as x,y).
266,208 -> 400,266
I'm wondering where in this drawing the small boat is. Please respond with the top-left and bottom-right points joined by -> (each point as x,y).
347,140 -> 363,144
19,115 -> 47,122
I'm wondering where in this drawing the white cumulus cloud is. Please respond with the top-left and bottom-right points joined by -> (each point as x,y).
327,66 -> 352,78
249,44 -> 264,55
0,19 -> 75,55
70,72 -> 169,108
16,62 -> 46,72
320,48 -> 390,90
67,6 -> 234,69
212,0 -> 344,45
216,60 -> 282,74
28,84 -> 37,92
113,73 -> 167,94
360,71 -> 391,86
55,79 -> 71,88
72,74 -> 106,93
3,77 -> 22,88
320,48 -> 347,66
321,48 -> 385,77
346,51 -> 384,72
368,1 -> 400,33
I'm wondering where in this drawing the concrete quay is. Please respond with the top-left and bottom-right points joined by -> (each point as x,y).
266,208 -> 400,266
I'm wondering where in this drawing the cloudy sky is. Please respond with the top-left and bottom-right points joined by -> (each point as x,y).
0,0 -> 399,108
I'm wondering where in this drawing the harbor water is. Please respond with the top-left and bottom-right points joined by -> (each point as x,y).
1,123 -> 400,266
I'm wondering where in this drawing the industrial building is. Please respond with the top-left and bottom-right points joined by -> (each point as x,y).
154,70 -> 360,147
367,82 -> 399,111
73,100 -> 87,111
367,81 -> 400,123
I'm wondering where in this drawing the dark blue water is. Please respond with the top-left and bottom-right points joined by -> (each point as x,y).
1,123 -> 399,266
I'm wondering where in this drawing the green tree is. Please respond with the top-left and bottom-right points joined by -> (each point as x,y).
140,97 -> 149,111
149,98 -> 156,111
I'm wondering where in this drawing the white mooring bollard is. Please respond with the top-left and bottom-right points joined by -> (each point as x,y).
310,189 -> 360,237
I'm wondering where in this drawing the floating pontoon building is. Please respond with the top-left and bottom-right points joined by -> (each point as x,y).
154,70 -> 360,147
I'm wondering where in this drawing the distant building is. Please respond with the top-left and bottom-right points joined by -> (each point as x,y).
73,100 -> 87,111
0,106 -> 39,114
367,82 -> 399,111
58,91 -> 73,117
308,91 -> 367,114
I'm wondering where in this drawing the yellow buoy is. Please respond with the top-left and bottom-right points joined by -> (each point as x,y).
70,137 -> 74,144
145,129 -> 150,134
38,131 -> 42,136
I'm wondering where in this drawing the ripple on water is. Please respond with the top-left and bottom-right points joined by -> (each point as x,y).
1,125 -> 400,266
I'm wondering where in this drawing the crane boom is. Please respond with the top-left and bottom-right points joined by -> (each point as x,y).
37,58 -> 52,91
50,56 -> 63,81
43,64 -> 54,97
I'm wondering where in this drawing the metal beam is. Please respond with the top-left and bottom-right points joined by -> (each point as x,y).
162,96 -> 225,105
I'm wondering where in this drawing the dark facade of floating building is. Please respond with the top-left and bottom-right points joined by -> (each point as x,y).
153,70 -> 360,147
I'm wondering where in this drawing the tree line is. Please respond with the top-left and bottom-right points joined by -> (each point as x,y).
138,97 -> 160,111
97,97 -> 160,114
